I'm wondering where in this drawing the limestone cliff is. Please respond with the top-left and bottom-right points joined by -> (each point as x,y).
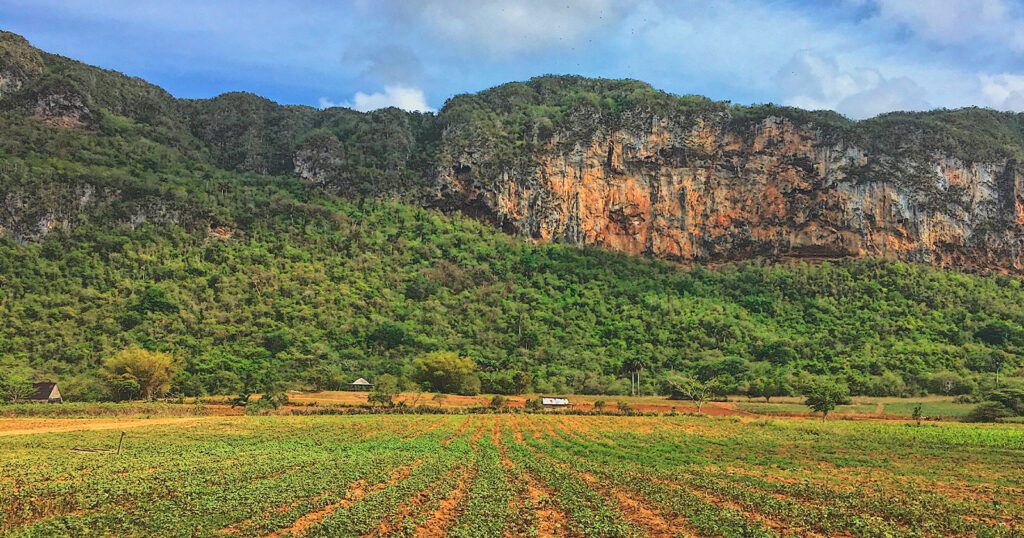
432,109 -> 1024,272
3,30 -> 1024,273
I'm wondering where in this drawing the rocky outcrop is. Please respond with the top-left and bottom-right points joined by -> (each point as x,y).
3,30 -> 1023,272
433,114 -> 1024,272
0,184 -> 191,244
0,32 -> 43,98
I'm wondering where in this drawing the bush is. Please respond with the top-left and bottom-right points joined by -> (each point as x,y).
525,397 -> 543,411
488,394 -> 508,408
616,400 -> 633,413
986,388 -> 1024,415
964,401 -> 1014,423
593,399 -> 606,410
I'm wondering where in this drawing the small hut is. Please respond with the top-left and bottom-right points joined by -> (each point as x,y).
30,382 -> 63,404
541,397 -> 571,408
346,378 -> 374,392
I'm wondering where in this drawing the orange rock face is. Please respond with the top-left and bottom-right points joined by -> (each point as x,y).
435,116 -> 1024,272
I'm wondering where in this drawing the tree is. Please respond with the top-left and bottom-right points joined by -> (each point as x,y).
747,376 -> 790,402
368,374 -> 401,406
985,388 -> 1024,415
102,347 -> 180,400
136,285 -> 177,314
623,357 -> 646,397
964,401 -> 1013,423
411,351 -> 476,394
525,397 -> 543,411
511,370 -> 534,395
802,382 -> 850,421
669,376 -> 721,414
0,373 -> 35,403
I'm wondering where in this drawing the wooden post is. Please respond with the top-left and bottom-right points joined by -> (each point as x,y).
117,431 -> 126,455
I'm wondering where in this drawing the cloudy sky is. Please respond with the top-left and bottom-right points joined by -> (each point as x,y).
3,0 -> 1023,119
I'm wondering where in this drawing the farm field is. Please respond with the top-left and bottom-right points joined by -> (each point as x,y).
1,414 -> 1022,537
283,391 -> 977,419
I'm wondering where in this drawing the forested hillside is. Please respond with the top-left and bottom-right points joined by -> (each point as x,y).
1,30 -> 1023,401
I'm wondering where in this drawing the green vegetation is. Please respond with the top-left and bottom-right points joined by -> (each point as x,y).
3,180 -> 1024,399
883,400 -> 974,418
411,351 -> 479,395
2,31 -> 1024,402
0,373 -> 33,403
1,414 -> 1021,536
101,347 -> 179,401
965,388 -> 1024,423
802,382 -> 852,420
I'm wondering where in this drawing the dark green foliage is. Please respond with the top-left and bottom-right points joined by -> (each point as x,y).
368,374 -> 401,406
964,401 -> 1014,423
525,397 -> 543,411
3,32 -> 1024,400
488,394 -> 508,408
0,372 -> 34,403
985,388 -> 1024,415
136,286 -> 177,314
747,376 -> 792,402
3,196 -> 1024,398
802,382 -> 851,420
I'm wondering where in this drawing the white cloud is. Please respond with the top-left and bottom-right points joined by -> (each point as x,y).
317,97 -> 342,109
775,51 -> 930,119
319,86 -> 435,113
859,0 -> 1024,52
378,0 -> 619,56
980,74 -> 1024,112
836,77 -> 930,119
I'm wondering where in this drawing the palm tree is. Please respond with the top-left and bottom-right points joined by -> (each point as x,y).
623,357 -> 646,397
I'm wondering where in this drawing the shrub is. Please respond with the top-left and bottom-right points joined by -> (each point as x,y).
964,401 -> 1014,423
985,388 -> 1024,415
489,394 -> 508,408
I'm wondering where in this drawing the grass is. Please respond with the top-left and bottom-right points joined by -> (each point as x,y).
736,403 -> 878,415
0,414 -> 1021,536
883,400 -> 975,418
0,401 -> 215,418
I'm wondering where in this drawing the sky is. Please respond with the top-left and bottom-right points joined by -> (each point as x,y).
2,0 -> 1023,119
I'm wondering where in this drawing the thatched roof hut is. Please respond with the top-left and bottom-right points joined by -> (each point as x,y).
346,378 -> 374,392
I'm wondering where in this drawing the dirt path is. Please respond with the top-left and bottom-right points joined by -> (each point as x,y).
0,417 -> 214,437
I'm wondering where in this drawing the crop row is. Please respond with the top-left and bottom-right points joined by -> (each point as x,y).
1,414 -> 1022,537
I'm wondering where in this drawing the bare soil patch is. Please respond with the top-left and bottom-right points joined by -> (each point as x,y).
0,417 -> 212,436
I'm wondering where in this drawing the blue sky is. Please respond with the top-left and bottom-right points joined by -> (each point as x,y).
2,0 -> 1023,119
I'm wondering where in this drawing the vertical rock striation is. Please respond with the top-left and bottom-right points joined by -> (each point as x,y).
433,112 -> 1024,272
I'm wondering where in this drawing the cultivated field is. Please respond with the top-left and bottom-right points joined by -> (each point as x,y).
1,414 -> 1022,537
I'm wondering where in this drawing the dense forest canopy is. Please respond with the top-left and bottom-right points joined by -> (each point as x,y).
1,30 -> 1023,401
